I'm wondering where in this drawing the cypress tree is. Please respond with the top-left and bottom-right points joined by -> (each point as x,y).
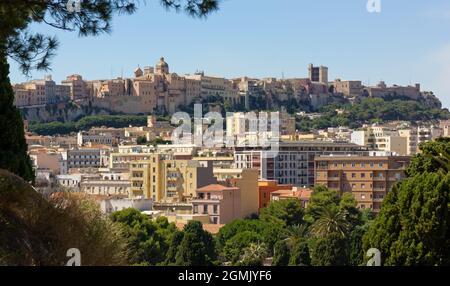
0,49 -> 34,182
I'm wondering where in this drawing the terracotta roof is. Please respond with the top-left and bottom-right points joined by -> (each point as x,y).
271,188 -> 313,200
196,184 -> 239,192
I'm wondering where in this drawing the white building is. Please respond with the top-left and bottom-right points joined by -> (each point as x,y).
100,198 -> 153,214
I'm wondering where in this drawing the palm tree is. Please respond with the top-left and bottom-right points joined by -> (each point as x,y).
238,242 -> 268,266
287,224 -> 309,241
309,208 -> 350,239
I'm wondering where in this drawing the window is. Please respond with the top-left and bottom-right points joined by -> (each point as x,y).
361,173 -> 366,178
213,205 -> 218,214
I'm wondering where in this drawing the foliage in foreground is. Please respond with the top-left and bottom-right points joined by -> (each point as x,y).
363,139 -> 450,266
0,170 -> 127,265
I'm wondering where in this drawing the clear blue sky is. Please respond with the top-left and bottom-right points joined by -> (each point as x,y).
8,0 -> 450,108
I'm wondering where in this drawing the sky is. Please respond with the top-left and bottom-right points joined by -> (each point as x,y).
7,0 -> 450,109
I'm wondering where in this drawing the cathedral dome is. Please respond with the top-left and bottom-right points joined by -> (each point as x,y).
155,57 -> 169,74
156,57 -> 168,68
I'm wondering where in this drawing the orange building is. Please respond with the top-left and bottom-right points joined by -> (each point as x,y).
258,180 -> 293,209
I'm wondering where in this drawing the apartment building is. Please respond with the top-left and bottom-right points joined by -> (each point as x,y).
66,148 -> 102,169
315,155 -> 410,212
129,154 -> 216,202
80,179 -> 130,197
77,131 -> 114,147
191,184 -> 241,225
398,126 -> 440,155
234,141 -> 366,187
351,126 -> 408,155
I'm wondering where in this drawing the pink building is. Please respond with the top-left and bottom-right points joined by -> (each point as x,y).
191,184 -> 241,225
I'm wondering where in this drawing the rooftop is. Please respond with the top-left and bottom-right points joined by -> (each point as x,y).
196,184 -> 239,192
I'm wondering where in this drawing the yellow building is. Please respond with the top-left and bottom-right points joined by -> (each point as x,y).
130,154 -> 216,202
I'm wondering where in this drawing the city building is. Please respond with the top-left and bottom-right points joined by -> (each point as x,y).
351,126 -> 408,155
234,141 -> 367,187
13,75 -> 70,107
100,198 -> 152,214
61,74 -> 89,101
315,155 -> 411,212
191,184 -> 241,225
270,187 -> 313,208
258,180 -> 293,209
77,131 -> 114,147
129,154 -> 216,202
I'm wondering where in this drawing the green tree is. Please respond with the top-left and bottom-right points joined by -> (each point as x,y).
311,233 -> 348,266
309,208 -> 351,239
406,137 -> 450,177
236,242 -> 268,267
222,230 -> 262,264
305,186 -> 340,222
175,221 -> 217,266
363,172 -> 450,266
163,231 -> 184,265
272,240 -> 290,266
110,208 -> 177,265
288,240 -> 311,266
348,224 -> 369,266
0,56 -> 34,182
259,199 -> 304,226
